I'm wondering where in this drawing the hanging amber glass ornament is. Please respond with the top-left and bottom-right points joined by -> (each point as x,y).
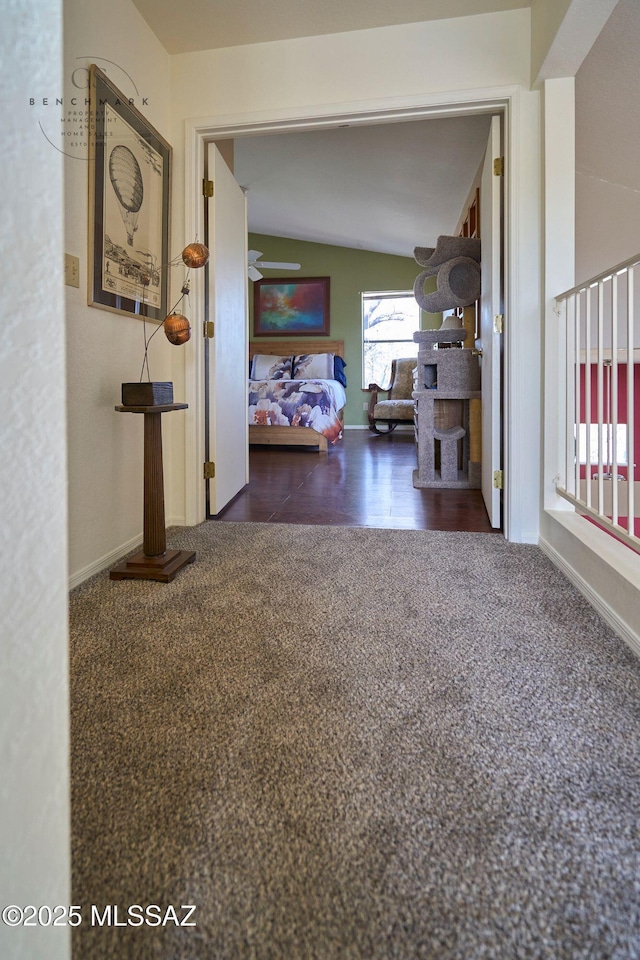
163,312 -> 191,345
181,242 -> 209,269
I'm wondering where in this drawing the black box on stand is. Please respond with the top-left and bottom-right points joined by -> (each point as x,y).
121,382 -> 174,406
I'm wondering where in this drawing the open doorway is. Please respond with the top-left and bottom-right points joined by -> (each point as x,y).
183,85 -> 538,544
203,111 -> 504,532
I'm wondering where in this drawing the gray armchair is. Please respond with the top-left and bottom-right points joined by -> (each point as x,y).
367,358 -> 417,434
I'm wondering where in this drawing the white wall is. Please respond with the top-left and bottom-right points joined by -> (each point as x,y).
575,0 -> 640,282
540,2 -> 640,652
57,0 -> 635,583
530,0 -> 618,86
576,173 -> 640,282
64,0 -> 179,585
0,3 -> 70,959
542,77 -> 576,513
57,5 -> 544,579
531,0 -> 573,82
169,10 -> 532,283
171,10 -> 531,118
169,8 -> 543,543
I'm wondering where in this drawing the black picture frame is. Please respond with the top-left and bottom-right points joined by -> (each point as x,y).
88,64 -> 171,322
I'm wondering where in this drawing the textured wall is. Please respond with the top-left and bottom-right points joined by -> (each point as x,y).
170,10 -> 530,119
530,0 -> 618,85
64,0 -> 174,585
530,0 -> 573,81
575,0 -> 640,281
0,2 -> 70,959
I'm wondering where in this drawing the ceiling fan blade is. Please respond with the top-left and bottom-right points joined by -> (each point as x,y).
255,261 -> 301,271
247,248 -> 301,278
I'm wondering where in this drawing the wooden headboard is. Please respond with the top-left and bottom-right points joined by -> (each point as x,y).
249,339 -> 344,359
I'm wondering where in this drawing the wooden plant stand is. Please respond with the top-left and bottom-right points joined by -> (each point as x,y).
110,404 -> 196,583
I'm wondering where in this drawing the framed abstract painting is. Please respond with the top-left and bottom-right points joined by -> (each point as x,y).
253,277 -> 330,337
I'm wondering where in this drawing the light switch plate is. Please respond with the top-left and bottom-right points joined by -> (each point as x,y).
65,253 -> 80,288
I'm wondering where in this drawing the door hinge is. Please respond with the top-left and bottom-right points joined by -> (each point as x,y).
494,314 -> 504,334
204,461 -> 216,480
202,179 -> 214,198
493,469 -> 503,490
203,320 -> 214,339
493,157 -> 504,176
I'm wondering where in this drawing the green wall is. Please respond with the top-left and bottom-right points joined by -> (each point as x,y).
249,233 -> 440,427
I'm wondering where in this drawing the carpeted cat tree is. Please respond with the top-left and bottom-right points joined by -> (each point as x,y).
412,236 -> 482,489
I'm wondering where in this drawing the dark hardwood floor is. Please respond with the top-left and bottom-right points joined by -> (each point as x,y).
213,430 -> 499,533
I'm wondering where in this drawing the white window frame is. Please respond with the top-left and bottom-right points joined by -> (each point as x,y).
361,289 -> 421,389
577,423 -> 629,467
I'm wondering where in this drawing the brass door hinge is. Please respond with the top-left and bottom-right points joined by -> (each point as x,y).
202,179 -> 214,198
493,469 -> 503,490
204,461 -> 216,480
494,314 -> 504,334
203,320 -> 214,339
493,157 -> 504,177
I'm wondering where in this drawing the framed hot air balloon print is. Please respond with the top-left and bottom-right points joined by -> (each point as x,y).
88,65 -> 171,322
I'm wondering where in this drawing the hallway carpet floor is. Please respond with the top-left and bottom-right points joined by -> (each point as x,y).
70,522 -> 640,959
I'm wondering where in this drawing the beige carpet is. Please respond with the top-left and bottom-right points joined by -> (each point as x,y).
69,522 -> 640,959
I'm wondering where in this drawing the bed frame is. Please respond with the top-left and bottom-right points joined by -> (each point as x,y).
248,339 -> 345,451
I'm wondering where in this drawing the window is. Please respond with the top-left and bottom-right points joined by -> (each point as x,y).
577,423 -> 628,466
362,291 -> 420,388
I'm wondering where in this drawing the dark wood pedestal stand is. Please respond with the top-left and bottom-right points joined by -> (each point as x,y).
110,404 -> 196,583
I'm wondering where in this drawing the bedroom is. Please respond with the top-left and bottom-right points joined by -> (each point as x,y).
225,233 -> 498,530
213,116 -> 496,528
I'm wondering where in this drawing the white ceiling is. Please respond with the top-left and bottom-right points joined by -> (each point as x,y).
131,0 -> 531,55
233,115 -> 492,258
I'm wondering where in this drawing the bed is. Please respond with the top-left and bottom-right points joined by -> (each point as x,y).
248,339 -> 346,451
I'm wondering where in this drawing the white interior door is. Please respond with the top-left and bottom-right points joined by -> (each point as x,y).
206,143 -> 249,514
478,115 -> 503,528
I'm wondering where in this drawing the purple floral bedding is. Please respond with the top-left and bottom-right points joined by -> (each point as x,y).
248,378 -> 346,444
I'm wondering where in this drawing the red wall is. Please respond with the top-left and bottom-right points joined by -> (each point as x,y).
578,363 -> 640,479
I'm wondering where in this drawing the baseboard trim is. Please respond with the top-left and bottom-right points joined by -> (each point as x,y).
69,518 -> 189,590
69,533 -> 143,590
539,535 -> 640,660
166,516 -> 187,528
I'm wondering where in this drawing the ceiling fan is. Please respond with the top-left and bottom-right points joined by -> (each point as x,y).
248,249 -> 301,282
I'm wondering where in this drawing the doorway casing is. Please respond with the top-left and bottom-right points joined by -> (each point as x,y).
181,83 -> 541,544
